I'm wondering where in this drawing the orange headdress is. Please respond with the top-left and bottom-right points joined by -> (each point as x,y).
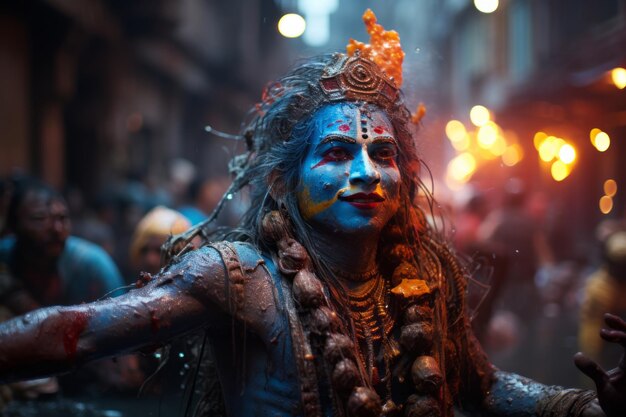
346,9 -> 405,87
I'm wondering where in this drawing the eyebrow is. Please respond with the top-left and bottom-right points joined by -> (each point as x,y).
371,135 -> 398,146
319,134 -> 357,145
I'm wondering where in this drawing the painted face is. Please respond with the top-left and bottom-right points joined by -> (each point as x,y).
297,102 -> 401,235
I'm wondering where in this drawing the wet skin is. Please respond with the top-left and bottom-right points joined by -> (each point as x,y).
297,102 -> 401,237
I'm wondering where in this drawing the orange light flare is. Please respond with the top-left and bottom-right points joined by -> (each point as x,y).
346,9 -> 404,87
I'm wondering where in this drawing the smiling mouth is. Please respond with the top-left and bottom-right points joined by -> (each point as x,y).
339,192 -> 385,208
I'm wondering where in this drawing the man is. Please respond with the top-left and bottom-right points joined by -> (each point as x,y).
0,180 -> 124,313
0,11 -> 624,417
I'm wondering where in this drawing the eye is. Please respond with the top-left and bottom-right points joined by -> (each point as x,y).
323,147 -> 351,161
371,146 -> 398,162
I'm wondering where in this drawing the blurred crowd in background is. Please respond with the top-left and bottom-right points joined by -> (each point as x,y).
1,0 -> 626,415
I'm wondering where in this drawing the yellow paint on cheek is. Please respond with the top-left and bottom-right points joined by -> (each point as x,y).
298,186 -> 348,219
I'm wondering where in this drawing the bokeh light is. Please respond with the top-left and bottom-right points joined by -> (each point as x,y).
538,136 -> 558,162
502,144 -> 523,166
445,120 -> 467,142
447,153 -> 477,183
450,134 -> 471,151
533,131 -> 547,150
474,0 -> 499,14
470,105 -> 490,127
558,143 -> 576,164
550,160 -> 570,181
490,135 -> 507,156
604,179 -> 618,197
600,195 -> 614,214
594,131 -> 611,152
278,13 -> 306,38
611,67 -> 626,89
477,122 -> 498,148
590,128 -> 601,145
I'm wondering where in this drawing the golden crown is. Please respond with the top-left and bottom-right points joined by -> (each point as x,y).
319,53 -> 399,110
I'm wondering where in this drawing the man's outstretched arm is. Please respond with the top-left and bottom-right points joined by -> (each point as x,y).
0,246 -> 229,383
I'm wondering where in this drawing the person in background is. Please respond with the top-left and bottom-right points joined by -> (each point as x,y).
0,179 -> 125,312
130,205 -> 191,277
0,179 -> 128,400
580,225 -> 626,372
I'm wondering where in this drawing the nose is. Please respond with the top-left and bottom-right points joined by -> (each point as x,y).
349,149 -> 381,187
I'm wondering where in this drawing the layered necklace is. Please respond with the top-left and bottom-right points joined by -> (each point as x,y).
339,271 -> 394,342
329,268 -> 398,393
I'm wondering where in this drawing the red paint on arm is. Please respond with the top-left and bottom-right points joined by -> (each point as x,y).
61,311 -> 90,360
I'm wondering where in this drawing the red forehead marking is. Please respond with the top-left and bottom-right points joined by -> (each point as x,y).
327,119 -> 344,128
373,126 -> 385,134
338,124 -> 351,132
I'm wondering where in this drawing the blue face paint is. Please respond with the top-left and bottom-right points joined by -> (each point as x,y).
297,102 -> 401,236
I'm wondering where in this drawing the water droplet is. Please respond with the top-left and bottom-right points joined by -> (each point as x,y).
515,249 -> 519,253
154,352 -> 162,359
178,352 -> 185,358
415,48 -> 421,53
226,193 -> 233,200
184,363 -> 190,369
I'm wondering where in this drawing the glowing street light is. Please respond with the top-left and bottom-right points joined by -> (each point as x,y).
474,0 -> 499,13
278,13 -> 306,38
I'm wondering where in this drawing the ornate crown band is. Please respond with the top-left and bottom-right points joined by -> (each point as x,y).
319,53 -> 399,110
